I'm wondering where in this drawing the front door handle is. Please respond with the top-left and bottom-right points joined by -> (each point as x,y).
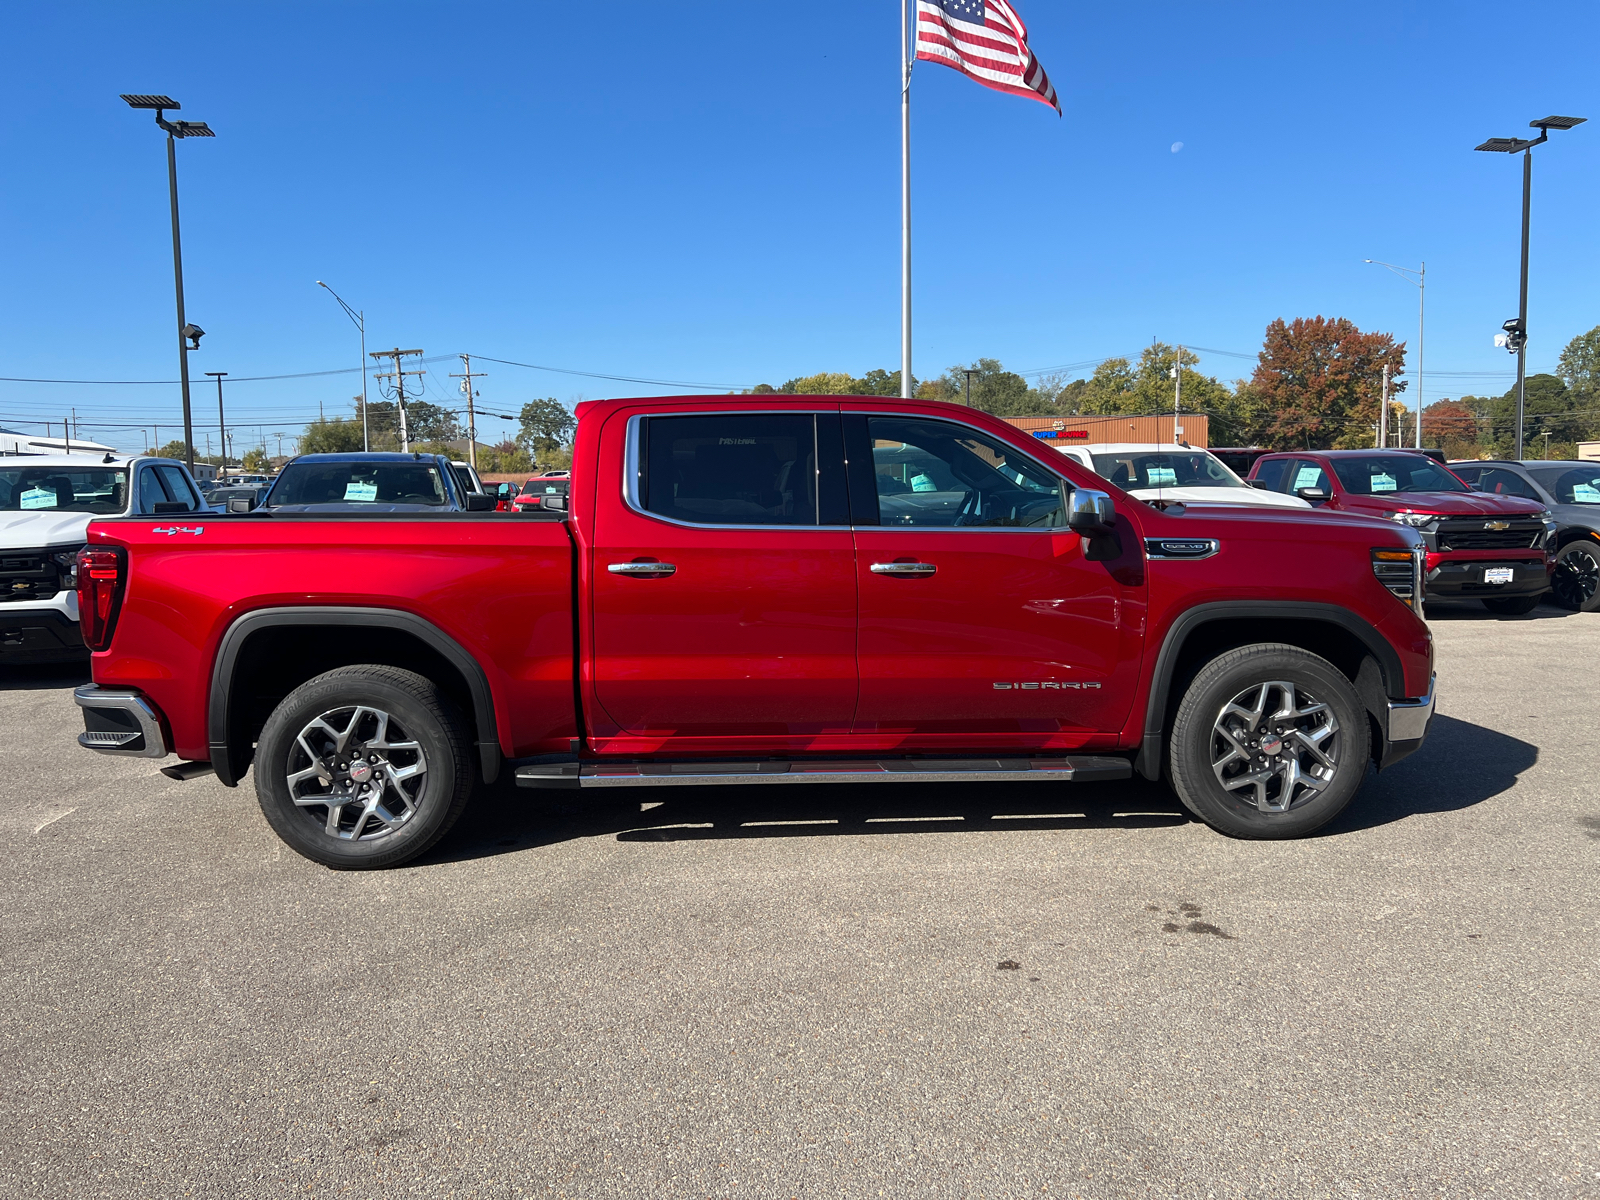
869,561 -> 936,576
608,561 -> 677,578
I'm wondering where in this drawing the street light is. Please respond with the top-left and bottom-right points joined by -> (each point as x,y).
120,94 -> 214,474
1475,114 -> 1586,459
316,281 -> 369,451
1364,260 -> 1424,450
204,371 -> 227,480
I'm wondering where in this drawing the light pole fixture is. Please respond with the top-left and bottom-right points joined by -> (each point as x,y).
316,281 -> 370,451
1475,114 -> 1586,459
204,371 -> 228,479
1364,261 -> 1424,450
120,94 -> 215,475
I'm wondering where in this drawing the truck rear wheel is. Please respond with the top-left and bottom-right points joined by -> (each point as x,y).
1168,644 -> 1370,840
254,665 -> 474,869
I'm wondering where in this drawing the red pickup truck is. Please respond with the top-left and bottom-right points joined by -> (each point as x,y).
71,396 -> 1436,868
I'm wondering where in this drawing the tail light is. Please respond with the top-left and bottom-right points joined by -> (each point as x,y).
76,547 -> 127,651
1372,547 -> 1424,613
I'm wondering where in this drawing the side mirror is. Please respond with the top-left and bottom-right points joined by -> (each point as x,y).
464,493 -> 496,512
1296,487 -> 1329,503
1247,480 -> 1271,489
227,496 -> 257,513
151,501 -> 190,515
1067,488 -> 1115,534
541,494 -> 569,512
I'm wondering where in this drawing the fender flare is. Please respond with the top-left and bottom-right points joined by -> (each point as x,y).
1132,600 -> 1405,781
207,606 -> 501,787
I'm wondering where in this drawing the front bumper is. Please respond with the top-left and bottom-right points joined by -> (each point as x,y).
1426,559 -> 1548,598
0,609 -> 87,663
73,685 -> 169,758
1378,673 -> 1436,770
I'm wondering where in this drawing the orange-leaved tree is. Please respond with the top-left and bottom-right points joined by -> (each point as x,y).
1246,317 -> 1408,450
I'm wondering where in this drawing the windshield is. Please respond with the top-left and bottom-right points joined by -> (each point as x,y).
1090,451 -> 1246,490
266,461 -> 449,507
1329,455 -> 1467,495
1530,466 -> 1600,505
0,466 -> 128,514
521,478 -> 571,496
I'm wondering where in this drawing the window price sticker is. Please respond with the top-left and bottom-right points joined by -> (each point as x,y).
343,482 -> 378,502
20,487 -> 57,510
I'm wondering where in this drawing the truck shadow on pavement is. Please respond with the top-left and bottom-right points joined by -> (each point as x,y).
423,714 -> 1533,865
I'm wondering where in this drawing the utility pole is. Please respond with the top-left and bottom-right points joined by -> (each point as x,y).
450,354 -> 488,469
962,368 -> 978,407
205,371 -> 228,478
1173,346 -> 1183,443
370,348 -> 425,452
1379,366 -> 1390,448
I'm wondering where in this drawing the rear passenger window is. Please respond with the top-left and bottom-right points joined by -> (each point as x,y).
640,413 -> 826,526
1470,468 -> 1539,500
1252,458 -> 1287,491
154,464 -> 200,511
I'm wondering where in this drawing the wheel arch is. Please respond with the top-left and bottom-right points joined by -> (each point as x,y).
207,607 -> 500,788
1132,601 -> 1404,781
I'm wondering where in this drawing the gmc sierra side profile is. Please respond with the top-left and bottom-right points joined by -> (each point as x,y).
72,396 -> 1436,868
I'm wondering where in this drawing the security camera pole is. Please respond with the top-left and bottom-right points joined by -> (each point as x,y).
1475,115 -> 1586,459
120,95 -> 215,473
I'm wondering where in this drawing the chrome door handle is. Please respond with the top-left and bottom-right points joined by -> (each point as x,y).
607,561 -> 677,577
869,561 -> 936,576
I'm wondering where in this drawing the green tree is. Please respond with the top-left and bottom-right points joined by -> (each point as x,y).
242,448 -> 270,474
478,441 -> 533,474
1557,325 -> 1600,397
781,371 -> 857,395
922,358 -> 1053,415
403,400 -> 460,443
151,439 -> 189,460
516,398 -> 577,465
1244,317 -> 1407,450
297,417 -> 365,455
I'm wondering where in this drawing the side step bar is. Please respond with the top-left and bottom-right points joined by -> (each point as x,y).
516,756 -> 1133,790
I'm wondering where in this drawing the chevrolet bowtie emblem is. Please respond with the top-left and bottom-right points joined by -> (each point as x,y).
1485,521 -> 1510,531
151,525 -> 204,536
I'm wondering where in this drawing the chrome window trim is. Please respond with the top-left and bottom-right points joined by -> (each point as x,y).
621,409 -> 1085,534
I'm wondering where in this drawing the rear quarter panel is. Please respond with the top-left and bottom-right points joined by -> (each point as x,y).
86,515 -> 577,761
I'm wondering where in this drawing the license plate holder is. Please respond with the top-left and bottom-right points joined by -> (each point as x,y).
1484,566 -> 1515,585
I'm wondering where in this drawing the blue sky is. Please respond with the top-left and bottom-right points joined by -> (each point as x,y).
2,1 -> 1598,453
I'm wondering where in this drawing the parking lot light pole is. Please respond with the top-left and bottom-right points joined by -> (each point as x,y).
120,95 -> 214,474
1475,115 -> 1586,459
204,372 -> 228,479
316,281 -> 369,451
1363,260 -> 1424,449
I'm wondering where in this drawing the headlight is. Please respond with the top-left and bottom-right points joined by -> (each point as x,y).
1385,512 -> 1436,529
52,547 -> 85,588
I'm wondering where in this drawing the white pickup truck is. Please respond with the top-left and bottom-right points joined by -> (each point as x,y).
0,454 -> 210,663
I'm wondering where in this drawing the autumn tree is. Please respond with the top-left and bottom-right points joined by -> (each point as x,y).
1421,400 -> 1481,459
1244,317 -> 1407,450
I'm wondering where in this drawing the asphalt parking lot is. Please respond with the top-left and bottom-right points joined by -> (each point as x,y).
1,605 -> 1596,1199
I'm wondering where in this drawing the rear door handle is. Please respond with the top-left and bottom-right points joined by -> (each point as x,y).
869,561 -> 936,576
607,561 -> 677,578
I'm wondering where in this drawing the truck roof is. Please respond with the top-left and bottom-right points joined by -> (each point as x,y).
0,453 -> 142,469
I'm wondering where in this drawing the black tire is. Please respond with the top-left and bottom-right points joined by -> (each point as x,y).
1549,540 -> 1600,612
254,665 -> 475,869
1481,594 -> 1542,616
1168,644 -> 1371,840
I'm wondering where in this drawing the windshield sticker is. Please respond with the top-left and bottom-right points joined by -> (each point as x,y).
1370,473 -> 1398,493
1146,466 -> 1177,486
1573,483 -> 1600,503
20,486 -> 57,510
909,472 -> 938,493
343,482 -> 378,502
1293,466 -> 1321,490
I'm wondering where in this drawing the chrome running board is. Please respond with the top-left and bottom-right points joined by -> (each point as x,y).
516,756 -> 1133,790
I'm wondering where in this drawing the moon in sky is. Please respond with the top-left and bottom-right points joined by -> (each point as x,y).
1171,141 -> 1184,153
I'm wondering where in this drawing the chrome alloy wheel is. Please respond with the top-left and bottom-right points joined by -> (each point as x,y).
1210,680 -> 1341,814
285,706 -> 428,841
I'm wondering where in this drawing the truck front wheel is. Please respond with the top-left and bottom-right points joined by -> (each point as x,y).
1168,644 -> 1370,840
254,665 -> 475,869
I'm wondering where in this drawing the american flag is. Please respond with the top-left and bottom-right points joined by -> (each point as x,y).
915,0 -> 1059,114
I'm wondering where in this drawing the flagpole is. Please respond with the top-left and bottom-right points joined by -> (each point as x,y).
900,0 -> 913,398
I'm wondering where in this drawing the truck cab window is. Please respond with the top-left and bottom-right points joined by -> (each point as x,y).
864,417 -> 1066,528
640,413 -> 822,526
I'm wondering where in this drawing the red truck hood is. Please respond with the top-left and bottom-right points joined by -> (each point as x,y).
1340,491 -> 1545,518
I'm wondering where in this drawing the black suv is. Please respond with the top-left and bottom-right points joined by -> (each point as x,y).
1449,460 -> 1600,611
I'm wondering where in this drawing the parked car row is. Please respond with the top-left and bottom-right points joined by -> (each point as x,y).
1043,440 -> 1595,615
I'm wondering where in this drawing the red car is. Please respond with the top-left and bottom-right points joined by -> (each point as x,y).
72,396 -> 1435,868
513,475 -> 571,512
1248,450 -> 1554,614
